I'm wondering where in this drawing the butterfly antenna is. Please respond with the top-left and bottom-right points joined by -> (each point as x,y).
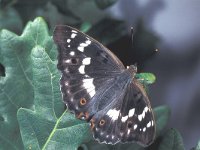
130,26 -> 138,68
131,26 -> 134,50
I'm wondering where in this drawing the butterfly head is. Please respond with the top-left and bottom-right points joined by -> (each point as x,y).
127,64 -> 137,77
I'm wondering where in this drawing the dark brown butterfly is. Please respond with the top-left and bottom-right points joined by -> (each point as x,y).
53,25 -> 156,146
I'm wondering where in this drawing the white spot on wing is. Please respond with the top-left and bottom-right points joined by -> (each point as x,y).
80,43 -> 88,47
151,120 -> 154,126
69,51 -> 75,56
89,90 -> 95,98
143,127 -> 146,132
138,106 -> 148,121
121,116 -> 128,122
71,33 -> 77,38
82,57 -> 91,65
127,129 -> 131,135
68,45 -> 70,47
67,39 -> 71,43
67,90 -> 70,94
78,46 -> 84,52
147,121 -> 151,128
64,68 -> 69,73
65,82 -> 69,86
144,106 -> 149,113
128,108 -> 135,117
138,114 -> 142,121
134,124 -> 137,130
79,65 -> 85,74
72,30 -> 77,33
65,59 -> 70,63
84,74 -> 90,78
83,78 -> 93,83
77,40 -> 91,52
83,78 -> 96,98
86,40 -> 91,44
106,109 -> 120,121
120,132 -> 124,136
141,110 -> 145,119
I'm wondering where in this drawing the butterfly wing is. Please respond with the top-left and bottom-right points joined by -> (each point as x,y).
53,25 -> 125,120
90,78 -> 156,146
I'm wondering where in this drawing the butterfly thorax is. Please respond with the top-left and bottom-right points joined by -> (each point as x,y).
127,65 -> 137,78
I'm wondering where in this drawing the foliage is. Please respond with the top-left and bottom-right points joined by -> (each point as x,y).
0,0 -> 195,149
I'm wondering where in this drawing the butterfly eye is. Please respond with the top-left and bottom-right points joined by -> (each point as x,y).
80,98 -> 87,105
99,119 -> 105,126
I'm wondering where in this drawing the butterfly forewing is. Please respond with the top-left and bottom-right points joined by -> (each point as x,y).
53,25 -> 156,146
53,25 -> 125,119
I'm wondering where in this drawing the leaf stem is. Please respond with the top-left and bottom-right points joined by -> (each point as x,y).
42,110 -> 67,150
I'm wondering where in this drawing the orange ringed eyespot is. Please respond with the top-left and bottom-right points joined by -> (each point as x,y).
99,119 -> 105,126
80,98 -> 87,105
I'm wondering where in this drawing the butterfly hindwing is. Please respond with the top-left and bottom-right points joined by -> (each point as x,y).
90,76 -> 155,146
119,80 -> 155,146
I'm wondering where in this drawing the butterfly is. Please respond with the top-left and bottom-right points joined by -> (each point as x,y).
53,25 -> 156,146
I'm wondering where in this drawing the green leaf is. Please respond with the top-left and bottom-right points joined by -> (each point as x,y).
94,0 -> 118,9
80,22 -> 92,33
193,140 -> 200,150
135,73 -> 156,85
154,105 -> 170,137
158,128 -> 185,150
0,17 -> 61,149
